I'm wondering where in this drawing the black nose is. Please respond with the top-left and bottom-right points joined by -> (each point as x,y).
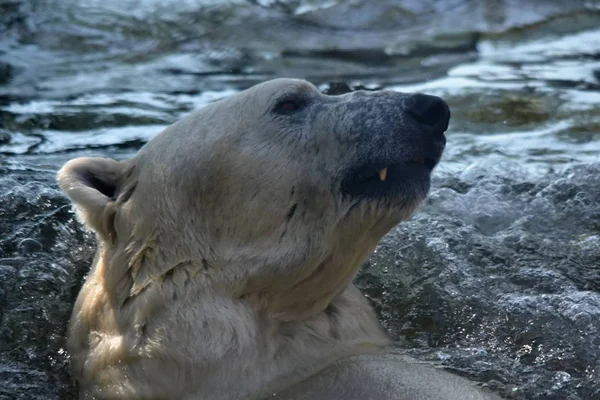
406,94 -> 450,132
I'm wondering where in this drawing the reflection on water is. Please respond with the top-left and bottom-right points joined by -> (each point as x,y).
0,1 -> 599,399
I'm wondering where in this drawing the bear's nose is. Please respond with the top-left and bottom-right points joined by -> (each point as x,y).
405,93 -> 450,134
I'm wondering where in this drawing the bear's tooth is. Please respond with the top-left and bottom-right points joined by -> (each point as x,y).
378,168 -> 388,181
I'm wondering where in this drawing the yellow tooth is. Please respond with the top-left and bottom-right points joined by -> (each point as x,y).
378,168 -> 388,181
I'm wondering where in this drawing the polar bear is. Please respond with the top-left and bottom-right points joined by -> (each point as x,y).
58,78 -> 499,400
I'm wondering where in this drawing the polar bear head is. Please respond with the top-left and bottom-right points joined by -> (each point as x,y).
58,78 -> 449,321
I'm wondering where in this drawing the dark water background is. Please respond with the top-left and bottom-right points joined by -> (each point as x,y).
1,1 -> 600,399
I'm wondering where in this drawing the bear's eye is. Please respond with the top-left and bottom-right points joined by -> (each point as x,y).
280,101 -> 299,111
273,96 -> 309,115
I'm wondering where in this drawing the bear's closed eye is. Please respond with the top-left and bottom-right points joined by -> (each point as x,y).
273,95 -> 310,114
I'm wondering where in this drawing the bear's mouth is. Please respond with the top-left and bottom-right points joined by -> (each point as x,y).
341,155 -> 439,198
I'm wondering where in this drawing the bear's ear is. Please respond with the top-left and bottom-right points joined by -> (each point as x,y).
57,157 -> 124,236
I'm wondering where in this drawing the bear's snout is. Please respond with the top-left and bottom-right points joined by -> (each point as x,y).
339,91 -> 450,202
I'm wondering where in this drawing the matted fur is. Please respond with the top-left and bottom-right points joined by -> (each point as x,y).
58,79 -> 499,400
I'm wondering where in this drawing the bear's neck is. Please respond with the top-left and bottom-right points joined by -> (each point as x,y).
244,285 -> 391,397
69,252 -> 390,399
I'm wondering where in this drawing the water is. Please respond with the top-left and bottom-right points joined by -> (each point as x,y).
1,1 -> 599,399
